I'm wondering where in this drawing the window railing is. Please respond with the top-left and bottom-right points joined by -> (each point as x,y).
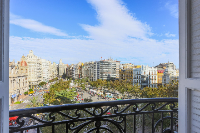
9,98 -> 178,133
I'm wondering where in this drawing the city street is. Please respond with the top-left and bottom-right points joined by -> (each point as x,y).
9,88 -> 47,110
9,81 -> 57,110
81,91 -> 107,102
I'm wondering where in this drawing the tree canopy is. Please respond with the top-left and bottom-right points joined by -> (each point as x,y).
43,79 -> 77,105
39,81 -> 47,86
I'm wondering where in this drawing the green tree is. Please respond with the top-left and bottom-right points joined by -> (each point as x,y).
53,88 -> 77,105
39,81 -> 47,86
43,79 -> 73,105
26,97 -> 43,108
24,91 -> 28,95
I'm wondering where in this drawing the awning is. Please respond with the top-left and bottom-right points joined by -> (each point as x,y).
11,94 -> 16,98
9,116 -> 18,121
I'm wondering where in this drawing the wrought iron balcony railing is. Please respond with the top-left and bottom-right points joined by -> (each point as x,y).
9,98 -> 178,133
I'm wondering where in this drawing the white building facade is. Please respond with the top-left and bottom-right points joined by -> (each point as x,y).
25,50 -> 42,89
25,50 -> 58,88
162,62 -> 178,85
133,65 -> 157,88
58,59 -> 67,78
50,62 -> 58,79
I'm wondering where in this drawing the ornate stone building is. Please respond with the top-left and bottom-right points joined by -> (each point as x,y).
24,50 -> 58,88
9,56 -> 29,104
25,50 -> 42,89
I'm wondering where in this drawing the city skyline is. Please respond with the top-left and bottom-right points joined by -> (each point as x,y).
10,50 -> 177,69
10,0 -> 178,67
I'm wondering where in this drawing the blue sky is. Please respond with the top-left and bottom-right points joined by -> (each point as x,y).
10,0 -> 178,67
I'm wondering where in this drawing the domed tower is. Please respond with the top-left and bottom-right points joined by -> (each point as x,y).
19,55 -> 28,74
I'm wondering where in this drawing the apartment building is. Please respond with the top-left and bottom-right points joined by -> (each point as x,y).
58,59 -> 67,78
24,50 -> 59,88
50,62 -> 58,79
119,68 -> 133,83
82,62 -> 94,81
115,61 -> 120,79
74,62 -> 83,79
40,59 -> 51,82
133,65 -> 157,88
25,50 -> 42,89
156,62 -> 176,70
119,64 -> 141,84
93,58 -> 120,81
162,62 -> 178,85
66,64 -> 75,79
64,58 -> 121,81
157,70 -> 164,86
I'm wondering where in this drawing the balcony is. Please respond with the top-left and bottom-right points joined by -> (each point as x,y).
9,98 -> 178,133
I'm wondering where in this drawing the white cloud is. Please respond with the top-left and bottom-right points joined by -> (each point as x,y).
10,36 -> 179,67
81,0 -> 153,41
165,2 -> 178,18
165,32 -> 176,37
9,0 -> 179,67
10,13 -> 68,37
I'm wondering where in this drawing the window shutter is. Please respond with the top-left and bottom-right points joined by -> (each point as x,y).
179,0 -> 200,132
190,0 -> 200,78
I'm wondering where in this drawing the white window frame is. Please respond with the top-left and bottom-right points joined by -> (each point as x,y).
0,0 -> 9,132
